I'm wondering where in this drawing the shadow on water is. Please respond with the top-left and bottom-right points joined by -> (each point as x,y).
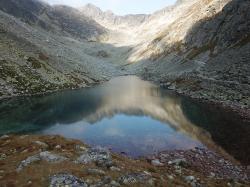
0,76 -> 249,163
181,100 -> 250,165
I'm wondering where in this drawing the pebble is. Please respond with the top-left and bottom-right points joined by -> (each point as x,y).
0,153 -> 7,160
27,181 -> 32,185
33,141 -> 49,148
184,176 -> 195,182
86,168 -> 106,176
19,135 -> 29,139
209,172 -> 216,178
75,145 -> 88,151
168,175 -> 174,180
110,180 -> 120,187
110,166 -> 121,171
55,145 -> 61,149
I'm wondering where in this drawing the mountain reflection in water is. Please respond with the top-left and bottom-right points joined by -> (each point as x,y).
0,76 -> 249,163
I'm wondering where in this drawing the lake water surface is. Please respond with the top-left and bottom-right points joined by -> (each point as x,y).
0,76 -> 249,163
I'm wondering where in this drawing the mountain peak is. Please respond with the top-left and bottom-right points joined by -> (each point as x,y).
84,3 -> 102,11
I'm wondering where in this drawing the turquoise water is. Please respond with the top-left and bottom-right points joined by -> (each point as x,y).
0,76 -> 249,161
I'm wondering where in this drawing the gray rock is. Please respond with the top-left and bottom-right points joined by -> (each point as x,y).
184,175 -> 195,183
17,151 -> 67,171
0,153 -> 7,161
118,173 -> 151,185
75,153 -> 92,164
75,146 -> 113,168
151,159 -> 164,167
110,180 -> 121,187
0,135 -> 9,140
110,166 -> 121,172
33,141 -> 49,148
39,151 -> 67,163
168,175 -> 174,180
168,158 -> 189,167
86,168 -> 106,176
55,145 -> 61,149
17,155 -> 41,172
184,175 -> 202,187
49,173 -> 88,187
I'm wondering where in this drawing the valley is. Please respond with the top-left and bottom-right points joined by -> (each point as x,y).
0,0 -> 249,186
0,0 -> 249,113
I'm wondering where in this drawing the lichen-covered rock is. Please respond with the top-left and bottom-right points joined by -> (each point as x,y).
17,151 -> 67,171
49,173 -> 88,187
17,155 -> 41,172
39,151 -> 67,163
118,173 -> 152,185
75,146 -> 113,168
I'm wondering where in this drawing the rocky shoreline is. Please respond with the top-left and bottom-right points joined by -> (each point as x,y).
0,135 -> 249,187
158,79 -> 250,120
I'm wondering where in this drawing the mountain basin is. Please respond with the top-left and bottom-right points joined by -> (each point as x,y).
0,76 -> 249,164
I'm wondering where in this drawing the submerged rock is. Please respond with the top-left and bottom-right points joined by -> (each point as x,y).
49,173 -> 88,187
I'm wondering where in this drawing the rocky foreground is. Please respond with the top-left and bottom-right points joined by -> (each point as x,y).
0,135 -> 249,187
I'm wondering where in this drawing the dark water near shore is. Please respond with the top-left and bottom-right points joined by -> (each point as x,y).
0,76 -> 249,163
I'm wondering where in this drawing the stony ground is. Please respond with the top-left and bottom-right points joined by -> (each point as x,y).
0,135 -> 249,187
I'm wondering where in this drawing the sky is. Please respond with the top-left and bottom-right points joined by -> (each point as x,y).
43,0 -> 177,15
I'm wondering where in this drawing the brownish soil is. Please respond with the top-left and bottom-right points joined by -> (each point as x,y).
0,135 -> 249,187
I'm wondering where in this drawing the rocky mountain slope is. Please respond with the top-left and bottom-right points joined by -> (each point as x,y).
125,0 -> 250,110
0,0 -> 124,99
0,0 -> 249,111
